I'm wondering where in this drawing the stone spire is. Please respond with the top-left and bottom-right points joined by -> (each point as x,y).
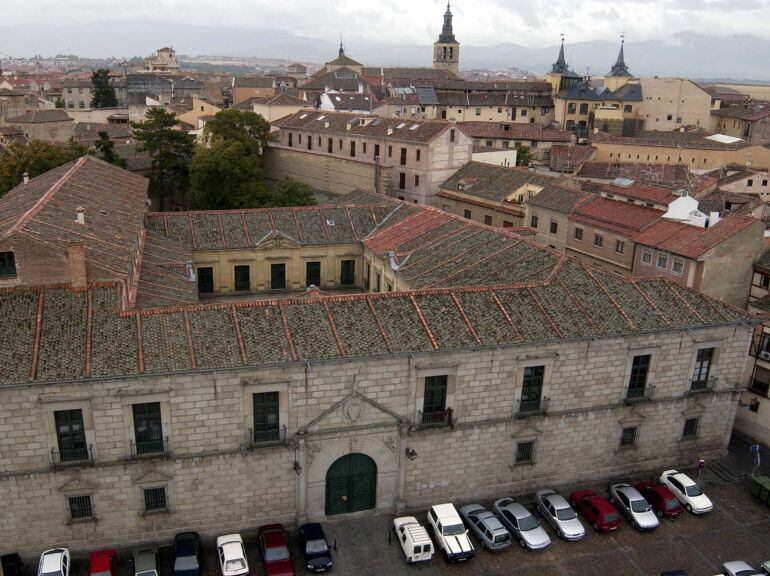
338,39 -> 345,58
551,34 -> 569,74
438,2 -> 457,43
607,35 -> 633,77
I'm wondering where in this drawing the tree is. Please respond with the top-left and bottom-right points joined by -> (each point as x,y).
54,96 -> 65,109
271,178 -> 317,207
0,140 -> 87,195
132,108 -> 195,210
90,68 -> 118,108
203,109 -> 270,157
516,145 -> 531,167
93,131 -> 126,168
189,141 -> 270,210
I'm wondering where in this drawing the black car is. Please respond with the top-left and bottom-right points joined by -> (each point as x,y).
1,554 -> 24,576
172,532 -> 202,576
298,523 -> 333,573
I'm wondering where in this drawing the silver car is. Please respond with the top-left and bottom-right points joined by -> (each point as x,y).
459,504 -> 512,551
610,483 -> 660,531
720,561 -> 762,576
493,497 -> 551,550
534,489 -> 586,541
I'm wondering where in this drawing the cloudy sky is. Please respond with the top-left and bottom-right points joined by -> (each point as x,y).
4,0 -> 770,48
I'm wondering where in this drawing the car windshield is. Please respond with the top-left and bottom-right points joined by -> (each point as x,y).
518,515 -> 539,531
494,532 -> 511,543
305,539 -> 328,554
604,513 -> 619,523
684,485 -> 702,497
443,523 -> 466,536
666,498 -> 680,509
265,546 -> 289,562
136,571 -> 157,576
42,571 -> 62,576
630,499 -> 651,513
224,560 -> 245,572
735,570 -> 757,576
556,507 -> 576,521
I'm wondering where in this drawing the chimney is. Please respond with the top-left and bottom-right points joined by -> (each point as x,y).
75,206 -> 85,225
22,172 -> 29,184
67,242 -> 87,289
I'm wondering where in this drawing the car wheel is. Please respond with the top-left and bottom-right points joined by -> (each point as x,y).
632,520 -> 638,530
686,504 -> 692,513
656,509 -> 664,518
519,539 -> 527,549
444,549 -> 451,563
536,504 -> 541,514
556,528 -> 563,539
592,522 -> 599,532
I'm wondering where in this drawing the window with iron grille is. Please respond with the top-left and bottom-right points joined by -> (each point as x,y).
253,392 -> 280,443
0,252 -> 16,278
620,427 -> 637,447
69,495 -> 93,519
143,487 -> 167,512
683,417 -> 699,438
422,375 -> 447,423
515,441 -> 534,464
55,409 -> 88,462
549,221 -> 558,234
627,354 -> 651,399
520,366 -> 544,413
691,348 -> 714,390
132,402 -> 164,455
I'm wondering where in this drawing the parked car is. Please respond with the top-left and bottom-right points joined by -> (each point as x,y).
89,550 -> 117,576
760,560 -> 770,575
568,489 -> 622,532
298,523 -> 333,573
216,534 -> 249,576
609,483 -> 660,531
38,550 -> 70,576
493,497 -> 551,550
660,470 -> 714,514
459,504 -> 512,551
636,481 -> 685,518
132,546 -> 159,576
173,532 -> 202,576
719,561 -> 762,576
534,489 -> 586,540
426,503 -> 475,562
258,524 -> 294,576
392,516 -> 434,564
660,571 -> 689,576
1,554 -> 24,576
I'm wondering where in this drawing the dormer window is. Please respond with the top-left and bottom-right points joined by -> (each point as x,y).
0,252 -> 17,278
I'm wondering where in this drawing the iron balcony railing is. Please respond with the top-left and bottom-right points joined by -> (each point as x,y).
689,376 -> 718,393
420,408 -> 453,428
249,426 -> 287,447
130,436 -> 169,457
516,396 -> 549,417
625,384 -> 655,404
51,444 -> 93,466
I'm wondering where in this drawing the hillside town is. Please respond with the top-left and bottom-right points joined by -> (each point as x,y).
1,3 -> 770,576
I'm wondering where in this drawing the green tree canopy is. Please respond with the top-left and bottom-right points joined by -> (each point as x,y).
90,68 -> 118,108
54,96 -> 65,109
132,108 -> 195,210
0,140 -> 88,196
93,131 -> 126,168
271,178 -> 317,207
203,109 -> 270,157
516,145 -> 531,167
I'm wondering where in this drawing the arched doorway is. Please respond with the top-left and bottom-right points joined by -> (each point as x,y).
325,453 -> 377,516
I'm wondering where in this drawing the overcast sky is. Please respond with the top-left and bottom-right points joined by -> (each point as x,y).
4,0 -> 770,48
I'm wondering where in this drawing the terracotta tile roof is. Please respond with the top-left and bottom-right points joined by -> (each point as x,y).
712,103 -> 770,122
569,196 -> 662,236
591,130 -> 748,150
134,231 -> 198,309
323,189 -> 400,206
324,92 -> 374,112
436,91 -> 553,108
233,76 -> 274,88
459,121 -> 572,142
631,214 -> 761,258
235,93 -> 311,109
74,123 -> 132,142
526,186 -> 593,214
550,144 -> 596,172
6,109 -> 73,124
599,181 -> 679,206
272,110 -> 453,144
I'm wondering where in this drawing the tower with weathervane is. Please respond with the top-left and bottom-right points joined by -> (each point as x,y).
433,2 -> 460,75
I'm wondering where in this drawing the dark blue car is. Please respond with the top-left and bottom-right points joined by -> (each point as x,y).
297,523 -> 332,573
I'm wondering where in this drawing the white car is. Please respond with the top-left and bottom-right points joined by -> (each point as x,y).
659,469 -> 714,514
393,516 -> 433,564
534,489 -> 586,541
493,497 -> 551,550
427,503 -> 475,563
719,561 -> 762,576
38,549 -> 70,576
216,534 -> 249,576
760,560 -> 770,575
609,483 -> 660,531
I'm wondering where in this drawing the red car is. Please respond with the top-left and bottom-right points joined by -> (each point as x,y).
635,481 -> 685,518
569,490 -> 622,532
257,524 -> 295,576
89,550 -> 116,576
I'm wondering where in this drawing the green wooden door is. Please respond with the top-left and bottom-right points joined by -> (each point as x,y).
325,453 -> 377,516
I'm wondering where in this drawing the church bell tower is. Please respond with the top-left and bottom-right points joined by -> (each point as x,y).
433,2 -> 460,75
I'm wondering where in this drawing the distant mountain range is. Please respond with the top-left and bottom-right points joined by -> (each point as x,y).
1,21 -> 768,82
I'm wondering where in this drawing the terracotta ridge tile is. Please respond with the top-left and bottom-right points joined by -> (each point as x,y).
291,210 -> 303,243
490,289 -> 523,340
231,305 -> 248,365
365,295 -> 392,352
345,207 -> 358,241
553,276 -> 599,333
319,207 -> 331,242
629,278 -> 671,324
450,292 -> 482,344
216,212 -> 227,247
188,212 -> 196,248
85,289 -> 94,378
29,289 -> 45,380
409,293 -> 439,350
527,286 -> 565,338
425,241 -> 518,288
277,302 -> 298,361
661,280 -> 704,323
135,312 -> 145,373
241,212 -> 252,245
182,310 -> 197,369
583,266 -> 637,330
323,301 -> 347,356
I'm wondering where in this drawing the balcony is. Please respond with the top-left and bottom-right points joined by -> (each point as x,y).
130,437 -> 170,458
516,396 -> 549,418
249,426 -> 288,448
51,445 -> 93,467
624,385 -> 654,405
419,408 -> 453,428
688,376 -> 718,395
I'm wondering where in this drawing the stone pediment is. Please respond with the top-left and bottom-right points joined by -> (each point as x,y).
682,399 -> 708,417
299,390 -> 405,434
618,406 -> 648,426
132,466 -> 174,486
511,422 -> 542,440
57,473 -> 98,494
255,229 -> 300,248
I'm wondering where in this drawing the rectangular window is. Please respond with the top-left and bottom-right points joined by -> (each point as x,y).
306,261 -> 321,287
624,104 -> 632,113
270,263 -> 286,290
132,402 -> 164,455
374,144 -> 380,158
350,141 -> 356,157
567,103 -> 576,114
54,409 -> 88,462
68,495 -> 93,520
619,427 -> 637,447
340,260 -> 355,286
503,220 -> 513,228
574,227 -> 583,241
288,133 -> 293,147
484,215 -> 493,226
682,417 -> 699,439
627,355 -> 651,400
364,262 -> 370,290
579,103 -> 589,115
519,366 -> 544,414
143,487 -> 167,512
414,175 -> 420,187
307,136 -> 312,151
400,148 -> 407,166
593,234 -> 604,248
399,173 -> 406,190
549,221 -> 558,234
388,145 -> 393,157
691,348 -> 714,390
641,250 -> 653,265
416,149 -> 421,162
656,253 -> 669,269
521,109 -> 527,117
375,272 -> 381,293
464,209 -> 472,219
0,251 -> 17,277
327,138 -> 333,153
747,179 -> 753,187
253,392 -> 280,443
422,375 -> 448,425
672,258 -> 684,275
362,142 -> 367,154
530,214 -> 539,228
234,265 -> 250,292
515,441 -> 534,464
197,267 -> 214,294
450,129 -> 455,142
667,114 -> 673,121
615,240 -> 625,254
475,107 -> 481,116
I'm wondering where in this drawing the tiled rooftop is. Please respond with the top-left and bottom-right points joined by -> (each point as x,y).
598,181 -> 680,206
591,130 -> 748,151
459,121 -> 572,142
550,144 -> 597,172
569,196 -> 662,236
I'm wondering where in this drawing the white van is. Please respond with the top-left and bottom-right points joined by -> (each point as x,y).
393,516 -> 434,564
